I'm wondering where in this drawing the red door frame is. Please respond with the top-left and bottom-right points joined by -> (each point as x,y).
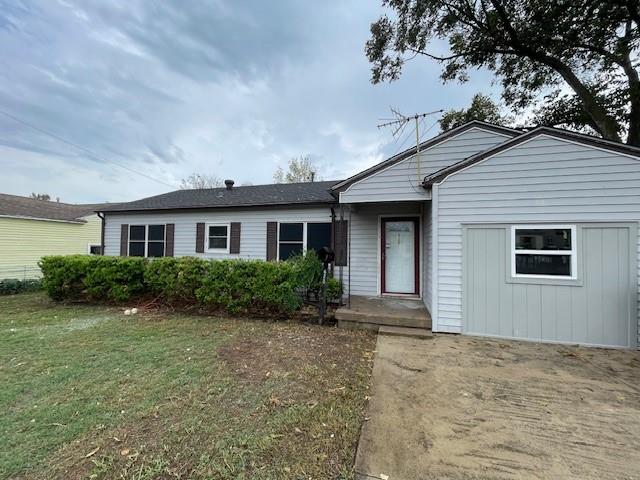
380,216 -> 420,295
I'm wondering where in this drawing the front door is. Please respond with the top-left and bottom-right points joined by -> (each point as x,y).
381,217 -> 419,295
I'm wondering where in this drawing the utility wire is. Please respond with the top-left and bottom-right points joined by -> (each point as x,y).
0,108 -> 177,189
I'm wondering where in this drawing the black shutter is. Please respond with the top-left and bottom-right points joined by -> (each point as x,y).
165,223 -> 175,257
120,224 -> 129,257
334,220 -> 348,266
230,222 -> 241,254
266,222 -> 278,261
196,223 -> 205,253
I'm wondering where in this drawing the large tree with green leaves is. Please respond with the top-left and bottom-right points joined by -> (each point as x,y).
440,93 -> 511,130
366,0 -> 640,145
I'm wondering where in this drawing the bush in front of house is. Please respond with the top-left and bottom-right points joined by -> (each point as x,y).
0,278 -> 42,295
39,254 -> 343,314
39,255 -> 146,302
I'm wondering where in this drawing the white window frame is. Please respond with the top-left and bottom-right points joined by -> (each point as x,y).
277,221 -> 307,261
205,222 -> 230,253
510,224 -> 577,280
128,224 -> 166,258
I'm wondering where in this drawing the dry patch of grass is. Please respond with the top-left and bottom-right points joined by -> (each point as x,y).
0,293 -> 375,480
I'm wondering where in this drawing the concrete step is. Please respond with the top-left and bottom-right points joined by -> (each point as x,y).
335,309 -> 429,329
378,325 -> 433,339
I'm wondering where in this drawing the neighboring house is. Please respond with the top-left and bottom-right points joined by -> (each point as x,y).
98,121 -> 640,349
0,193 -> 106,279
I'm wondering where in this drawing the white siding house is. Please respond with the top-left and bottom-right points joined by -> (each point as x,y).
99,121 -> 640,349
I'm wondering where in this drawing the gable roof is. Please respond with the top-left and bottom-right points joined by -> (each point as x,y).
98,180 -> 341,213
422,126 -> 640,186
0,193 -> 107,223
330,121 -> 521,193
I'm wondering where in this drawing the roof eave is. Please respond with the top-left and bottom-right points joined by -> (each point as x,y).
331,121 -> 520,193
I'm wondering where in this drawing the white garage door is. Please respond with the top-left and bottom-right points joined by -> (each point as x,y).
463,224 -> 637,348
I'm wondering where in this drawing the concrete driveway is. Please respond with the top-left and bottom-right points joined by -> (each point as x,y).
356,334 -> 640,480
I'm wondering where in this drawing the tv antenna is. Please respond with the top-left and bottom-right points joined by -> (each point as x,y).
377,108 -> 443,181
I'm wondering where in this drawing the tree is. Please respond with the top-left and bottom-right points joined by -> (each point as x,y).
273,156 -> 318,183
179,173 -> 223,190
440,93 -> 511,130
30,193 -> 50,201
366,1 -> 640,145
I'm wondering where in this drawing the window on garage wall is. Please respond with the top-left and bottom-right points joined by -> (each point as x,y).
511,225 -> 576,279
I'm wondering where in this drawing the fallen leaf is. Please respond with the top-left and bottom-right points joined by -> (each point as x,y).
85,447 -> 100,458
120,449 -> 130,456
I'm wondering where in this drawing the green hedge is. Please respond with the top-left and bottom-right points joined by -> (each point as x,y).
0,278 -> 42,296
39,253 -> 343,315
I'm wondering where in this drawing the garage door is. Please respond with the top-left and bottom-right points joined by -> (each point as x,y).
463,224 -> 637,348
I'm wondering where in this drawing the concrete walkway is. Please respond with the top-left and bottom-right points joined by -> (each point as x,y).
356,334 -> 640,480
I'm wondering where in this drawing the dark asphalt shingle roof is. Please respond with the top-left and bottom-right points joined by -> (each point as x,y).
97,180 -> 341,213
0,193 -> 108,222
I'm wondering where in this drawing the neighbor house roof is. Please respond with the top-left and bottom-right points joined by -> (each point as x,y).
0,193 -> 108,223
330,120 -> 521,193
422,126 -> 640,186
97,180 -> 342,213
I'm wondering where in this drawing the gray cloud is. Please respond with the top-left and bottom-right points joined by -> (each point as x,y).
0,0 -> 498,202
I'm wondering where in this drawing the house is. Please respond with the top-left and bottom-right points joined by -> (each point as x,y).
0,193 -> 105,279
97,120 -> 640,349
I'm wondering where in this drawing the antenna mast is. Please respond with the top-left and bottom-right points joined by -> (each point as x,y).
377,108 -> 443,182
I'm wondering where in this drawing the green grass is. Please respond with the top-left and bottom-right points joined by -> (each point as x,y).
0,293 -> 375,480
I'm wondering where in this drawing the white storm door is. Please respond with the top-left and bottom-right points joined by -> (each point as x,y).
382,218 -> 417,294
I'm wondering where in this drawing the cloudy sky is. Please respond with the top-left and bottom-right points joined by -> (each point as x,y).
0,0 -> 497,203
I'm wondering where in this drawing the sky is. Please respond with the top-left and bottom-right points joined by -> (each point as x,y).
0,0 -> 498,203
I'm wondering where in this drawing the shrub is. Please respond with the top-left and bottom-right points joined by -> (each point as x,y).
326,277 -> 343,302
145,257 -> 208,303
84,257 -> 147,302
39,254 -> 343,314
39,255 -> 146,302
195,259 -> 301,314
0,278 -> 42,295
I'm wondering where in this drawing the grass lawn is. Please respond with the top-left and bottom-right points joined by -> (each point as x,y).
0,293 -> 375,480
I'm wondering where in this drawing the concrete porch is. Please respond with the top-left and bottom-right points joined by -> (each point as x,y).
335,295 -> 432,336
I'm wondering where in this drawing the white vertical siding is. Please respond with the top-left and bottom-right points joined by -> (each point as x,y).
104,206 -> 333,259
435,135 -> 640,340
347,202 -> 423,296
339,127 -> 512,203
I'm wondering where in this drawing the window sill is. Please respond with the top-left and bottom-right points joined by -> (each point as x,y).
506,275 -> 583,287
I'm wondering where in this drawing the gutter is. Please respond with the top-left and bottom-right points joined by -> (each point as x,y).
0,214 -> 86,224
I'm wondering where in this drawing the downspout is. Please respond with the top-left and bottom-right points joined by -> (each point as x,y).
97,212 -> 105,255
347,204 -> 352,309
330,206 -> 336,278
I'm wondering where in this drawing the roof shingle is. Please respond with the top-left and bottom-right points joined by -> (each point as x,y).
97,180 -> 341,213
0,193 -> 108,222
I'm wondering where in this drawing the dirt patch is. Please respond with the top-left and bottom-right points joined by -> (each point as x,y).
357,334 -> 640,480
218,323 -> 373,403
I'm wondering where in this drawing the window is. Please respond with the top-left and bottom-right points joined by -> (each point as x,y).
129,224 -> 165,257
88,244 -> 102,255
278,222 -> 332,261
511,225 -> 576,278
207,224 -> 229,252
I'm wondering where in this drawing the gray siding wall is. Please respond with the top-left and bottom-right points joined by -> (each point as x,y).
423,201 -> 432,311
464,224 -> 636,348
340,127 -> 511,203
435,134 -> 640,338
347,202 -> 423,296
104,206 -> 333,259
